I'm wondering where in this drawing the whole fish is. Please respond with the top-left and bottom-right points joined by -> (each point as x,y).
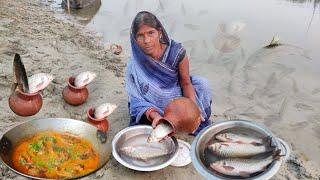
147,121 -> 173,143
74,71 -> 96,87
120,144 -> 171,161
215,133 -> 266,145
12,53 -> 29,93
208,142 -> 273,158
28,73 -> 54,93
94,103 -> 117,119
210,150 -> 281,177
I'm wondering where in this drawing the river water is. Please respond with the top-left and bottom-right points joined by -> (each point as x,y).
54,0 -> 320,167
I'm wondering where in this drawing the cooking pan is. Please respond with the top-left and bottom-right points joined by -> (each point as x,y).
0,118 -> 111,179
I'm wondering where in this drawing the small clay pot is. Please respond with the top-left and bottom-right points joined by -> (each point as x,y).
62,77 -> 88,106
8,89 -> 43,116
87,107 -> 109,133
162,97 -> 201,134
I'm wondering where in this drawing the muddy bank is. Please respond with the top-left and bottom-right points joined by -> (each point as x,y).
0,0 -> 319,179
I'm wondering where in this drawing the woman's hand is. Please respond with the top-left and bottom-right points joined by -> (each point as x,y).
151,116 -> 164,128
145,108 -> 164,128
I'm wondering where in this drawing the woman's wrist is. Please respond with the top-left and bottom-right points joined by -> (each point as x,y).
145,108 -> 158,122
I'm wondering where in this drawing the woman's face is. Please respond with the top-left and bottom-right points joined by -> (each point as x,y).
136,24 -> 161,56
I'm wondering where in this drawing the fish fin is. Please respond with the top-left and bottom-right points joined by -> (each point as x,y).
239,171 -> 251,177
222,165 -> 234,171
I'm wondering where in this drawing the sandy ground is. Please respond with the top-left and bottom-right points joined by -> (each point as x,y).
0,0 -> 319,179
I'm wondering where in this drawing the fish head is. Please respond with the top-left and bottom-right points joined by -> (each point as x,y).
208,143 -> 222,152
215,133 -> 230,142
147,132 -> 159,143
120,146 -> 134,154
210,160 -> 235,174
210,161 -> 226,172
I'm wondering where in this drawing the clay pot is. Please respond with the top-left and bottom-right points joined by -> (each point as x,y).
87,107 -> 109,133
8,89 -> 43,116
162,97 -> 201,134
62,77 -> 88,106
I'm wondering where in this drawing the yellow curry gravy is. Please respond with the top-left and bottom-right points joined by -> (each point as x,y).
12,131 -> 99,179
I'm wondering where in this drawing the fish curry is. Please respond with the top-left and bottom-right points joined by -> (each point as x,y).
11,131 -> 99,179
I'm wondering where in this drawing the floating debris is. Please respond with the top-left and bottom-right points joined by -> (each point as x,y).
265,36 -> 281,48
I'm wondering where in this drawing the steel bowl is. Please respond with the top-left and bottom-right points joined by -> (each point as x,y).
190,119 -> 290,180
112,125 -> 179,171
0,118 -> 112,179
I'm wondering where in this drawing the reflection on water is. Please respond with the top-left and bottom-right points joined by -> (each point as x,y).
61,0 -> 101,9
212,22 -> 245,54
53,0 -> 101,25
286,0 -> 320,31
55,0 -> 320,166
286,0 -> 319,5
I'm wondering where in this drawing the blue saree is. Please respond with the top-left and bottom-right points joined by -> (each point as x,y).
125,12 -> 212,135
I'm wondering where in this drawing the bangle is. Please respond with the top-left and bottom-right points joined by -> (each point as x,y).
145,108 -> 158,122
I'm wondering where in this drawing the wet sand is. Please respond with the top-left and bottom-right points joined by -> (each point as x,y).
0,0 -> 319,179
